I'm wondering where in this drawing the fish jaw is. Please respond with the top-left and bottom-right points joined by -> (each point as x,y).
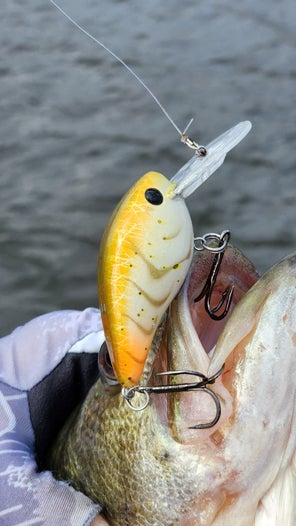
162,247 -> 259,443
209,253 -> 296,525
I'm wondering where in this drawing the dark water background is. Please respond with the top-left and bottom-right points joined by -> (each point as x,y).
0,0 -> 295,336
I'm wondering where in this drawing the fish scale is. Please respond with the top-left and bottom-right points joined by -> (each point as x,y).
49,378 -> 210,526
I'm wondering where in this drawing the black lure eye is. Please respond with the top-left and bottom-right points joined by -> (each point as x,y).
145,188 -> 163,205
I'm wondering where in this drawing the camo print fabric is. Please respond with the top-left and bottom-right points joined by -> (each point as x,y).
0,308 -> 105,525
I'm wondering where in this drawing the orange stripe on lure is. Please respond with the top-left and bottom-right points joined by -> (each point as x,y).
49,1 -> 252,387
98,123 -> 251,387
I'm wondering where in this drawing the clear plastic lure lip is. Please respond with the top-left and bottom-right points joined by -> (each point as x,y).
171,121 -> 252,198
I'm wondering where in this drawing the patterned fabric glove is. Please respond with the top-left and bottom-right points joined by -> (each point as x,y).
0,308 -> 105,526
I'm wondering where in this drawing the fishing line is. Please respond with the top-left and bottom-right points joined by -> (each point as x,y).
49,0 -> 196,142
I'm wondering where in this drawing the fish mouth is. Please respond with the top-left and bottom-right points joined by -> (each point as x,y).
159,248 -> 296,449
154,246 -> 260,441
163,245 -> 260,379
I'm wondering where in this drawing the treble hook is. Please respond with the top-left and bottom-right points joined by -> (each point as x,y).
194,230 -> 234,320
122,365 -> 224,429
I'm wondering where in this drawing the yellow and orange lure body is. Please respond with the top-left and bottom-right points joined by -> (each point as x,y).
98,171 -> 193,387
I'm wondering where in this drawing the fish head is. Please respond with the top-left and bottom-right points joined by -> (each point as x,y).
140,249 -> 296,524
92,248 -> 296,525
50,248 -> 296,526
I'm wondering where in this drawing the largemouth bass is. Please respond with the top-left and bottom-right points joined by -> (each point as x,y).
48,247 -> 296,526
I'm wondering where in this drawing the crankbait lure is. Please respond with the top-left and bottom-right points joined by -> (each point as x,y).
98,124 -> 250,387
50,1 -> 251,387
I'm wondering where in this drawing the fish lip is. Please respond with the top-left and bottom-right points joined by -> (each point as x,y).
149,246 -> 260,439
183,246 -> 260,359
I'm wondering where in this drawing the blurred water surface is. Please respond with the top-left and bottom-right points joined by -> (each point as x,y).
0,0 -> 295,335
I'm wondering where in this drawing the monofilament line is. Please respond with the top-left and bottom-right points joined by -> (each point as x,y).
50,0 -> 191,138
